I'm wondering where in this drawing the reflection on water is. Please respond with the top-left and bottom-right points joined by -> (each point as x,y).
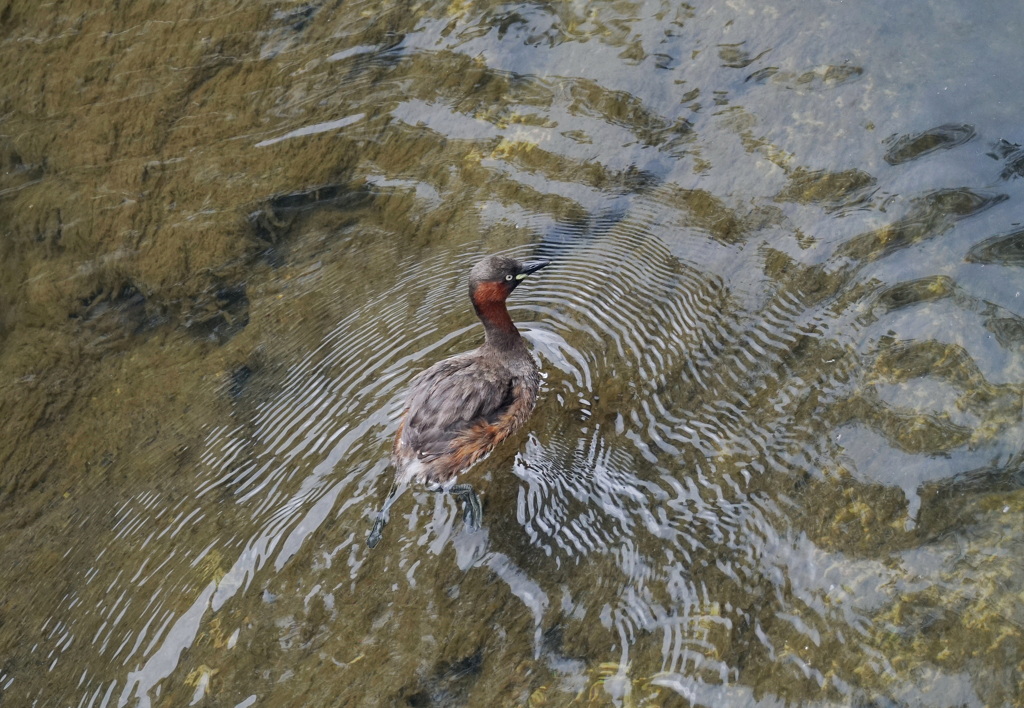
1,0 -> 1023,706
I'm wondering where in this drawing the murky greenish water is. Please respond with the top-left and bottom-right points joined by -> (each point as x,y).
2,0 -> 1023,706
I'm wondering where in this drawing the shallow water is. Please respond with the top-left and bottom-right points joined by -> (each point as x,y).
1,1 -> 1023,706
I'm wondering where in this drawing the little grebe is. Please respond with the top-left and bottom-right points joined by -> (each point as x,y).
368,254 -> 549,547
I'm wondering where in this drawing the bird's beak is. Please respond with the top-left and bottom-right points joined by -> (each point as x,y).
515,259 -> 550,280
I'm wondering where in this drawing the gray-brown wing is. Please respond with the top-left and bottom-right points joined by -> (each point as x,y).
400,356 -> 515,460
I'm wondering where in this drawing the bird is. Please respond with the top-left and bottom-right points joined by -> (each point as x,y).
368,254 -> 550,547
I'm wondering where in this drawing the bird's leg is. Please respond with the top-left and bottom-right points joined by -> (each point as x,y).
367,481 -> 404,548
449,483 -> 482,530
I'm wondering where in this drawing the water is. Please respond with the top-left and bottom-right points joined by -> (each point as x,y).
1,1 -> 1023,706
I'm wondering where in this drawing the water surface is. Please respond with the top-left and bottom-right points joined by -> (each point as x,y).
1,1 -> 1023,706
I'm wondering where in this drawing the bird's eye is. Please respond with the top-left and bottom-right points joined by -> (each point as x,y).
505,274 -> 514,281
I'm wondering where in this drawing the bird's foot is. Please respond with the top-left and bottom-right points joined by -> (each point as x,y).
367,482 -> 403,548
449,484 -> 482,530
367,511 -> 388,548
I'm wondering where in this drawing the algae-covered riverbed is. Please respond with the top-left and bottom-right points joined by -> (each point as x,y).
1,1 -> 1023,705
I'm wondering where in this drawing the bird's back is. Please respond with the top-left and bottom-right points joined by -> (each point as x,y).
392,345 -> 540,487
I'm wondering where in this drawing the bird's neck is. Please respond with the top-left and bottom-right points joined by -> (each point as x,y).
471,282 -> 521,349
